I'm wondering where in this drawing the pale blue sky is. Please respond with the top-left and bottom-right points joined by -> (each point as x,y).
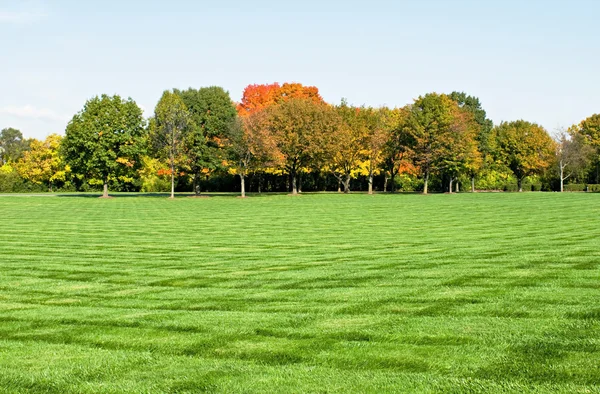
1,0 -> 599,139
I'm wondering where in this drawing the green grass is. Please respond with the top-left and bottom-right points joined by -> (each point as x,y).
0,192 -> 599,393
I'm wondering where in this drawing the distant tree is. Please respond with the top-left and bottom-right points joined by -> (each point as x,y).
237,82 -> 323,116
572,114 -> 600,183
362,108 -> 391,194
441,108 -> 481,193
63,95 -> 146,198
176,86 -> 237,194
226,111 -> 276,197
325,101 -> 366,193
151,91 -> 194,199
554,129 -> 594,192
15,134 -> 68,191
0,128 -> 29,165
449,92 -> 493,191
492,120 -> 555,192
404,93 -> 468,194
264,98 -> 338,195
382,107 -> 411,192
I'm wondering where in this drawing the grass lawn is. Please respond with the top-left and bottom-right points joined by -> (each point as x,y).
0,192 -> 599,393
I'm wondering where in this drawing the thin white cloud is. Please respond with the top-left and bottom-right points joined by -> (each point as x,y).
0,1 -> 47,24
0,105 -> 68,123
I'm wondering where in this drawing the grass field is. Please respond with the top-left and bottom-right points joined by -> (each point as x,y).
0,193 -> 599,393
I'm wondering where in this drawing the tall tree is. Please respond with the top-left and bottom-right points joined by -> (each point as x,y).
363,108 -> 391,194
226,111 -> 276,197
441,107 -> 481,193
404,93 -> 468,194
492,120 -> 555,192
176,86 -> 237,195
264,98 -> 337,195
449,92 -> 493,191
325,101 -> 366,193
62,95 -> 146,198
382,107 -> 412,192
0,128 -> 29,165
554,129 -> 594,192
152,91 -> 194,199
15,134 -> 68,191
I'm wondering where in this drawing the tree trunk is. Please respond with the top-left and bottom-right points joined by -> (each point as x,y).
518,178 -> 523,193
368,171 -> 374,195
456,181 -> 459,193
258,174 -> 262,194
193,174 -> 201,196
298,173 -> 302,193
343,174 -> 351,194
103,182 -> 109,198
448,178 -> 453,194
471,176 -> 475,193
240,174 -> 246,198
560,161 -> 564,192
423,172 -> 429,195
170,160 -> 175,199
383,174 -> 388,193
291,174 -> 298,195
390,172 -> 396,193
337,179 -> 342,193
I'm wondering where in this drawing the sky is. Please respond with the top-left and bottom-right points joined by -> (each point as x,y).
1,0 -> 599,139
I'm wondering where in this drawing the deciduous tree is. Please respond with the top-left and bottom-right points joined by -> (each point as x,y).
264,98 -> 337,195
492,120 -> 555,192
176,87 -> 237,194
0,128 -> 29,165
573,114 -> 600,183
404,93 -> 466,194
554,129 -> 594,192
15,134 -> 68,191
63,95 -> 146,198
152,91 -> 194,199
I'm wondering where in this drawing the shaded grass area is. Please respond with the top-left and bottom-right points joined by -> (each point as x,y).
0,193 -> 599,393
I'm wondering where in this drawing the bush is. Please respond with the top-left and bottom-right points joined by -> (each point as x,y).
587,184 -> 600,192
564,184 -> 587,192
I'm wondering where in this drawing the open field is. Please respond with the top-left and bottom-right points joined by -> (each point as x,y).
0,193 -> 599,393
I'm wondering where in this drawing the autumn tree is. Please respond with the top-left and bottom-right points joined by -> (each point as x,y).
237,82 -> 323,116
572,114 -> 600,183
441,107 -> 481,193
226,111 -> 276,197
449,92 -> 493,191
15,134 -> 69,191
404,93 -> 471,194
63,95 -> 146,198
152,91 -> 194,199
492,120 -> 555,192
325,101 -> 366,193
382,107 -> 411,192
264,98 -> 338,195
176,86 -> 237,194
554,129 -> 594,192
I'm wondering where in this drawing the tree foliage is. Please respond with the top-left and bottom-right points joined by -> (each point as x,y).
15,134 -> 68,190
492,120 -> 555,192
237,82 -> 323,116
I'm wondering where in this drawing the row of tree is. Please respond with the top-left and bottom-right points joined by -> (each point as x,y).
1,83 -> 599,196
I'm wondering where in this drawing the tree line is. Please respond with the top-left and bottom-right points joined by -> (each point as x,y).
1,83 -> 600,196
